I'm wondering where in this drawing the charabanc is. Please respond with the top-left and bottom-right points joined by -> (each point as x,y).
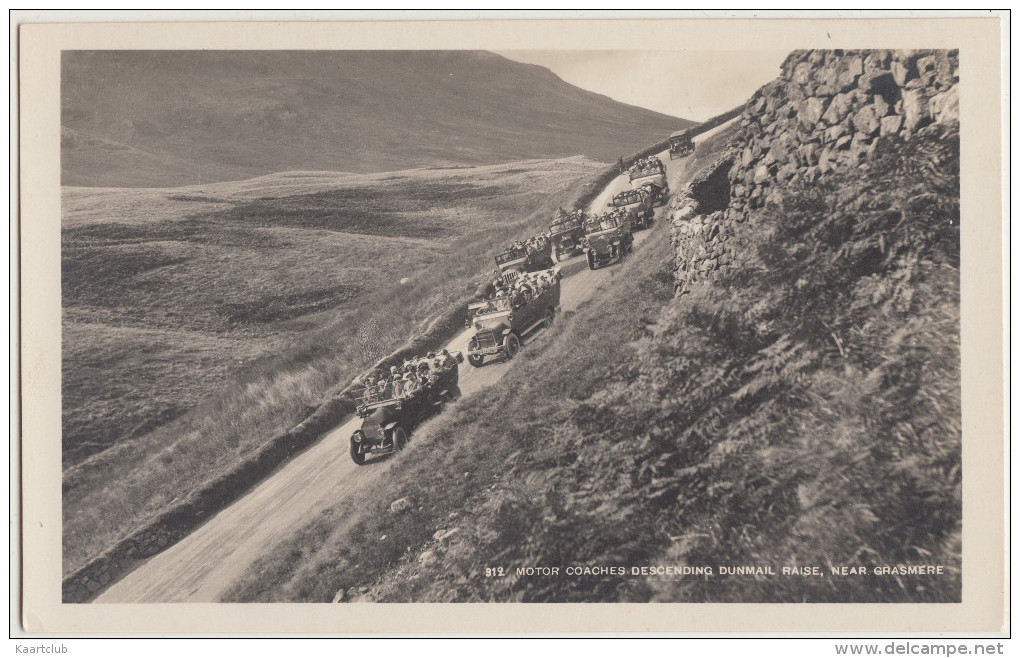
608,188 -> 655,230
669,131 -> 695,159
466,270 -> 561,367
493,238 -> 554,288
549,210 -> 586,262
629,157 -> 667,189
582,212 -> 633,270
349,353 -> 464,465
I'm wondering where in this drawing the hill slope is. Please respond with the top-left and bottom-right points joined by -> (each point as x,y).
62,50 -> 694,187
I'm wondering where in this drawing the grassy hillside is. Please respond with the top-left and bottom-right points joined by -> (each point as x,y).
62,158 -> 607,574
224,122 -> 960,603
62,50 -> 694,187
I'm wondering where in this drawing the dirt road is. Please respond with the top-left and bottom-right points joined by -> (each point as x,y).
96,149 -> 691,603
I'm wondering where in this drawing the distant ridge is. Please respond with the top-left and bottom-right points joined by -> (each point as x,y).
62,50 -> 695,187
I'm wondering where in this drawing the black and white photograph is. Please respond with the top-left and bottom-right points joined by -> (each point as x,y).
15,11 -> 1007,636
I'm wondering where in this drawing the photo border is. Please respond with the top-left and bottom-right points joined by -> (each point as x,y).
15,11 -> 1008,635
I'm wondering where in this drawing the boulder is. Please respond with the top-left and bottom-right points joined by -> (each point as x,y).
873,92 -> 891,117
837,56 -> 864,92
786,83 -> 807,103
793,61 -> 814,85
389,497 -> 412,514
673,205 -> 696,222
776,163 -> 799,183
880,114 -> 904,136
891,59 -> 912,86
902,87 -> 933,131
852,105 -> 881,136
799,96 -> 829,128
850,132 -> 874,160
332,589 -> 347,603
930,85 -> 960,124
765,92 -> 788,115
864,50 -> 892,73
835,134 -> 853,150
824,122 -> 850,144
821,92 -> 854,126
434,527 -> 460,542
814,83 -> 836,97
918,52 -> 954,87
753,164 -> 771,185
797,142 -> 820,167
915,54 -> 940,85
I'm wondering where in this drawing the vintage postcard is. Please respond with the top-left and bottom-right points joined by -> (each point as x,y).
15,11 -> 1007,635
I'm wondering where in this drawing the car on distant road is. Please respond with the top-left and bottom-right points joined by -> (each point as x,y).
669,131 -> 695,159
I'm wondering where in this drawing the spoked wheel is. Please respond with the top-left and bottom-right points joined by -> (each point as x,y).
350,437 -> 366,465
391,426 -> 408,451
467,341 -> 484,368
503,332 -> 522,360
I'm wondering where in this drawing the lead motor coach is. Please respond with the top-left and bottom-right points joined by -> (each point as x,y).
349,352 -> 464,465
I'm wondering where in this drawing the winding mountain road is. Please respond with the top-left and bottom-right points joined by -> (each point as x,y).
96,146 -> 695,603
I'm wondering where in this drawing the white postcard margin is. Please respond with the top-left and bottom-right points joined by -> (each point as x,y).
15,13 -> 1007,634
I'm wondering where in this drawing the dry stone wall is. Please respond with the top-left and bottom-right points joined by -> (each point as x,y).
668,49 -> 960,292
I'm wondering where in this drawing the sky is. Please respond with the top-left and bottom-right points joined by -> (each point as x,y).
497,50 -> 789,123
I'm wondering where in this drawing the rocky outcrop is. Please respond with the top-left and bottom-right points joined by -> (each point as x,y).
668,49 -> 959,291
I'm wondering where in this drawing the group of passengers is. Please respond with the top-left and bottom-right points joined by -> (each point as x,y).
504,233 -> 551,258
477,268 -> 560,314
585,209 -> 626,232
360,349 -> 459,403
552,208 -> 587,229
613,189 -> 644,205
631,156 -> 664,174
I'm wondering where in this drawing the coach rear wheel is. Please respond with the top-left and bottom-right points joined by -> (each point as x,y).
350,437 -> 366,465
503,332 -> 521,360
391,426 -> 407,451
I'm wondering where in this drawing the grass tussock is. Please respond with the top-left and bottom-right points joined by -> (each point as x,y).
62,158 -> 606,575
224,123 -> 960,603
